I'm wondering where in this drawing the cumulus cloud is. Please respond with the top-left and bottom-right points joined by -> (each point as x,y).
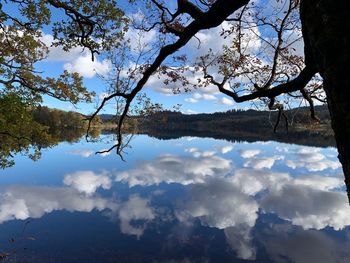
189,21 -> 261,58
66,149 -> 94,158
286,159 -> 341,172
147,66 -> 220,96
110,142 -> 346,233
178,178 -> 258,228
184,93 -> 235,108
40,33 -> 83,62
260,184 -> 350,230
219,145 -> 234,154
184,98 -> 198,103
41,33 -> 111,78
0,185 -> 157,239
184,93 -> 218,103
230,169 -> 290,196
0,186 -> 116,224
193,93 -> 217,101
239,149 -> 261,159
176,178 -> 258,260
284,147 -> 341,172
185,148 -> 216,158
293,175 -> 344,191
243,155 -> 283,169
115,154 -> 231,187
63,171 -> 112,195
118,195 -> 155,238
218,97 -> 234,106
64,53 -> 111,78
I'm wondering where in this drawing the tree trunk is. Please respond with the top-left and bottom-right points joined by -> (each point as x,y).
301,0 -> 350,200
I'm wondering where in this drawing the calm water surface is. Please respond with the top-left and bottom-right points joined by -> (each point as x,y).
0,135 -> 349,262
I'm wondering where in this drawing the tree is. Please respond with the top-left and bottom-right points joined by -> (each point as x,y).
0,93 -> 58,168
0,0 -> 127,102
0,0 -> 127,165
86,0 -> 350,190
1,0 -> 349,191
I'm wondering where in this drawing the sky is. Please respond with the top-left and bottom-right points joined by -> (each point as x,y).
4,0 -> 311,115
34,22 -> 253,115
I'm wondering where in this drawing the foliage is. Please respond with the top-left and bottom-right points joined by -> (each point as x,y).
0,0 -> 127,104
0,93 -> 57,168
0,0 -> 127,166
0,93 -> 105,168
33,105 -> 102,128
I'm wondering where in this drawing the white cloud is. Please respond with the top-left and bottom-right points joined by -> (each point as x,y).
99,92 -> 110,100
64,53 -> 111,78
40,33 -> 111,78
293,175 -> 344,191
193,93 -> 217,101
0,186 -> 155,239
0,186 -> 116,224
189,21 -> 261,58
63,171 -> 112,195
147,66 -> 220,96
40,33 -> 83,62
286,159 -> 341,172
184,98 -> 198,103
230,169 -> 290,196
176,178 -> 258,260
284,147 -> 341,172
115,154 -> 231,187
118,195 -> 155,238
239,149 -> 261,159
178,178 -> 258,229
184,147 -> 198,153
260,184 -> 350,230
184,93 -> 235,108
185,148 -> 216,158
220,145 -> 234,154
243,155 -> 283,169
219,97 -> 234,106
184,93 -> 218,104
67,149 -> 94,158
182,109 -> 198,115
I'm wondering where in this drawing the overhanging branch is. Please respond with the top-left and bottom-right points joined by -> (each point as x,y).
206,65 -> 316,103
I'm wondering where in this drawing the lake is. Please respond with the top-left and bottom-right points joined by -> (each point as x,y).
0,134 -> 349,262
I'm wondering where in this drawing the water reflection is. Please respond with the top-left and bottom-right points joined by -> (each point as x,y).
0,136 -> 348,262
0,185 -> 115,223
116,154 -> 231,186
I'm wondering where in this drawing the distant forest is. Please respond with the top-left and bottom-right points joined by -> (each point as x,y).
33,106 -> 101,129
0,98 -> 334,169
100,105 -> 335,148
138,105 -> 331,132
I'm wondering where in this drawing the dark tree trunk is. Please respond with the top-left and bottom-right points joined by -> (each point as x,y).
301,0 -> 350,200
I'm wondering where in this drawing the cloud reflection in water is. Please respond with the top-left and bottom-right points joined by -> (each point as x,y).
0,142 -> 347,262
